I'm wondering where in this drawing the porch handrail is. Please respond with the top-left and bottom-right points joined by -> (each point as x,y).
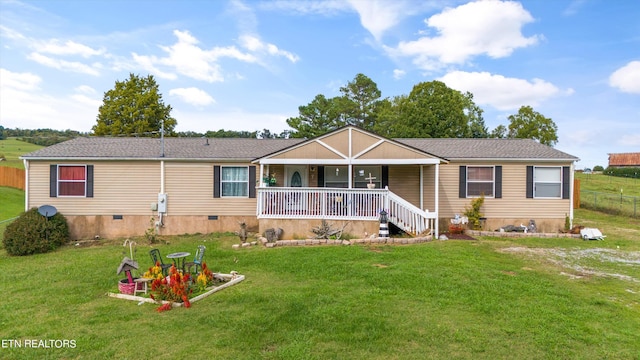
386,189 -> 436,236
257,187 -> 436,235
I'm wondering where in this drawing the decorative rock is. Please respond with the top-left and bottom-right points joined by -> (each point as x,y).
241,242 -> 251,247
251,241 -> 257,246
266,243 -> 275,248
341,240 -> 351,245
232,244 -> 240,249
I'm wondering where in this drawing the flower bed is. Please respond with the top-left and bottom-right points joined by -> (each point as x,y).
108,272 -> 244,308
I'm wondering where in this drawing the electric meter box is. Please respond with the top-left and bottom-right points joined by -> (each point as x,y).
157,193 -> 168,213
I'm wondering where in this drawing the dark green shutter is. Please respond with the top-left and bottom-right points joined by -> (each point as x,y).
495,166 -> 502,198
459,166 -> 466,198
249,166 -> 256,198
213,166 -> 220,198
317,166 -> 324,187
50,164 -> 57,197
86,165 -> 94,198
526,166 -> 534,198
562,166 -> 570,199
381,166 -> 389,188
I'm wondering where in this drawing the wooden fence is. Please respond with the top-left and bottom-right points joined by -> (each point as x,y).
0,167 -> 25,190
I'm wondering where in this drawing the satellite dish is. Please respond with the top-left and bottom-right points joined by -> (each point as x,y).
38,205 -> 58,218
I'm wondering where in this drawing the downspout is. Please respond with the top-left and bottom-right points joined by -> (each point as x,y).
157,160 -> 165,229
569,162 -> 574,228
23,159 -> 29,211
348,128 -> 352,189
435,162 -> 440,238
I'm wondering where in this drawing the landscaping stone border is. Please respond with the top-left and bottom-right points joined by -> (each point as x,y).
466,230 -> 581,239
108,273 -> 244,308
246,236 -> 434,248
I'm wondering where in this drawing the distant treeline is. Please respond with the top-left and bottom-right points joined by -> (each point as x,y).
604,167 -> 640,179
0,126 -> 290,147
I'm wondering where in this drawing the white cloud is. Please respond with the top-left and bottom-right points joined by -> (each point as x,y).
609,61 -> 640,94
239,35 -> 299,63
259,0 -> 351,16
169,87 -> 216,106
74,85 -> 97,95
388,0 -> 540,70
173,108 -> 293,133
347,0 -> 413,41
393,69 -> 406,80
0,68 -> 41,91
132,29 -> 258,83
439,71 -> 560,110
37,39 -> 104,58
0,69 -> 97,131
27,52 -> 101,76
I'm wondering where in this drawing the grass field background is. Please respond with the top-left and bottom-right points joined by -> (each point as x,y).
0,138 -> 42,169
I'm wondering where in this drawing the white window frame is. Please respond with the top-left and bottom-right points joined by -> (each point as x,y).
220,166 -> 249,197
534,166 -> 562,199
466,166 -> 494,198
57,164 -> 87,197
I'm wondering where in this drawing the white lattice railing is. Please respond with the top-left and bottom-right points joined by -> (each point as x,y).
257,187 -> 436,235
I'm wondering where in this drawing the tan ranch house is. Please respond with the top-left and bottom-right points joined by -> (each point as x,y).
21,126 -> 578,240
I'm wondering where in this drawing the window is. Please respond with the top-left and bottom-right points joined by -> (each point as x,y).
353,166 -> 382,188
324,166 -> 348,188
221,166 -> 249,197
466,166 -> 494,197
534,167 -> 562,198
58,165 -> 87,197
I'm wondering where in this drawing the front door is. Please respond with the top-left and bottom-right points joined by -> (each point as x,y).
285,166 -> 308,213
286,165 -> 308,187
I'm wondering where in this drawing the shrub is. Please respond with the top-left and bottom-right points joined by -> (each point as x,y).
463,196 -> 485,230
603,166 -> 640,179
3,207 -> 69,256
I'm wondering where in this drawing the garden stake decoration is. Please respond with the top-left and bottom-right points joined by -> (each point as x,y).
117,257 -> 140,294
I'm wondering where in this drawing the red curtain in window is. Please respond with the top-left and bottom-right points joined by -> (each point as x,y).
59,166 -> 86,180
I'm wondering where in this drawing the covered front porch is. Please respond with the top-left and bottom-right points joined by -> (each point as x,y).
252,127 -> 447,239
256,186 -> 438,236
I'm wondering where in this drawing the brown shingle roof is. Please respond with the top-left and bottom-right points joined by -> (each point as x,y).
22,135 -> 578,161
21,137 -> 305,160
397,138 -> 578,160
608,152 -> 640,166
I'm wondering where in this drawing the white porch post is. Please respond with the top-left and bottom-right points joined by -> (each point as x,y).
435,162 -> 440,238
419,165 -> 424,210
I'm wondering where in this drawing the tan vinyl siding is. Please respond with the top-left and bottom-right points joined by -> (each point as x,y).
350,130 -> 380,154
436,161 -> 572,220
388,165 -> 421,208
360,142 -> 430,160
28,161 -> 160,216
423,165 -> 436,212
272,142 -> 343,160
320,130 -> 350,155
166,162 -> 257,216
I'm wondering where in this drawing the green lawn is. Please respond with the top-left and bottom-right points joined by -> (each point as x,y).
0,187 -> 25,244
576,171 -> 640,197
0,138 -> 43,169
1,209 -> 638,359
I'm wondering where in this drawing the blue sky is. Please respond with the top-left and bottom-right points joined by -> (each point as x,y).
0,0 -> 638,169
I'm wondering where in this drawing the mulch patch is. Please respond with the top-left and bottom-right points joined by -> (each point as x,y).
442,232 -> 476,240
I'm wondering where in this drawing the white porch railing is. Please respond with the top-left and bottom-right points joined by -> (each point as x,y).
257,187 -> 436,235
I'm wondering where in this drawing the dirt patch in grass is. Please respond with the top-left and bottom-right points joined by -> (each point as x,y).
499,247 -> 640,283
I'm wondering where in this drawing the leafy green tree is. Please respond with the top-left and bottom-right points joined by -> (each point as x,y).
0,125 -> 5,140
593,165 -> 604,172
490,124 -> 507,138
92,73 -> 176,137
507,106 -> 558,146
382,81 -> 484,138
205,129 -> 257,138
286,94 -> 344,138
338,73 -> 382,130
